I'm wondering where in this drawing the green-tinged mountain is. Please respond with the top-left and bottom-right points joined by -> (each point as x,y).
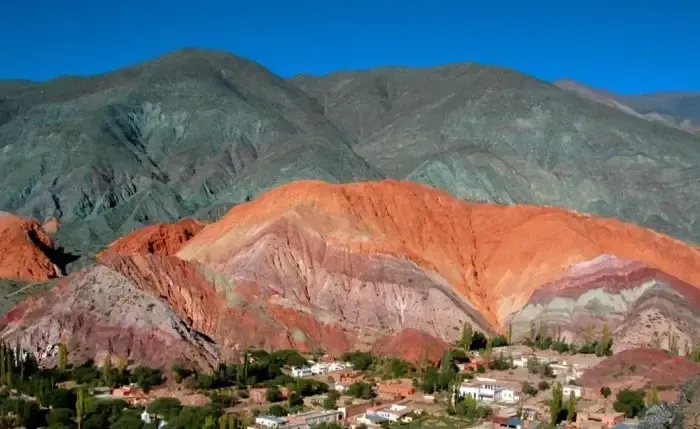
0,49 -> 380,256
292,65 -> 700,243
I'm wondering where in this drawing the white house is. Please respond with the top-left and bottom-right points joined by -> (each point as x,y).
562,385 -> 583,398
291,366 -> 314,378
550,363 -> 570,377
141,411 -> 154,424
374,404 -> 414,422
309,361 -> 353,375
459,378 -> 520,404
334,383 -> 348,393
255,415 -> 288,428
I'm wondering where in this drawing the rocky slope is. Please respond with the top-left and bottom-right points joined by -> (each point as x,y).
3,180 -> 700,368
3,49 -> 700,260
0,212 -> 62,281
96,218 -> 205,260
578,348 -> 700,393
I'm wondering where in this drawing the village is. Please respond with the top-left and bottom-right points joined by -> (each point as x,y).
0,327 -> 677,429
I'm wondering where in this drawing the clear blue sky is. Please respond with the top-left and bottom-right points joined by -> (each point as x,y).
1,0 -> 698,94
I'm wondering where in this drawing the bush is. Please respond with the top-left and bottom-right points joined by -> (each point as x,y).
268,404 -> 288,417
266,387 -> 282,403
601,386 -> 612,398
47,408 -> 75,427
613,389 -> 646,418
491,335 -> 509,347
38,388 -> 76,409
130,367 -> 163,392
288,392 -> 304,408
538,381 -> 550,391
341,352 -> 374,371
147,397 -> 182,420
346,382 -> 375,399
323,391 -> 340,409
522,382 -> 538,396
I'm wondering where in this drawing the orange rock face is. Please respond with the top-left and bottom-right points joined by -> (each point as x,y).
97,218 -> 205,260
0,212 -> 60,282
179,180 -> 700,329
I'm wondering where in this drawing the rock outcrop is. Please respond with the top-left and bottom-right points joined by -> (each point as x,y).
97,218 -> 205,260
0,212 -> 61,282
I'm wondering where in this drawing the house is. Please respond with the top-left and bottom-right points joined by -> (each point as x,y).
338,400 -> 375,421
376,383 -> 416,400
458,378 -> 520,404
111,386 -> 148,406
309,361 -> 353,375
285,409 -> 342,428
357,413 -> 391,426
255,415 -> 288,428
550,364 -> 570,377
291,366 -> 314,378
562,385 -> 583,398
334,384 -> 348,393
332,370 -> 363,384
374,403 -> 415,423
576,412 -> 625,428
250,388 -> 268,404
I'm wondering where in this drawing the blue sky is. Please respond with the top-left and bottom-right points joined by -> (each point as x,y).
1,0 -> 697,94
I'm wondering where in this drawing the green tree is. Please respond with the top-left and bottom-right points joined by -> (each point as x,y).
596,324 -> 613,357
613,389 -> 646,418
203,416 -> 216,429
47,408 -> 75,428
288,392 -> 303,408
459,324 -> 473,351
323,391 -> 340,409
147,397 -> 182,421
110,410 -> 144,429
566,393 -> 576,422
507,323 -> 513,345
58,344 -> 68,370
268,405 -> 288,417
522,382 -> 537,396
76,387 -> 86,429
550,383 -> 563,427
647,385 -> 660,406
266,387 -> 282,403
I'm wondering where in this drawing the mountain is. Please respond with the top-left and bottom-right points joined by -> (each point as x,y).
555,79 -> 700,135
2,49 -> 700,261
0,49 -> 380,257
2,180 -> 699,368
292,67 -> 700,245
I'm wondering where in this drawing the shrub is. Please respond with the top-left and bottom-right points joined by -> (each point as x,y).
522,382 -> 538,396
613,389 -> 646,418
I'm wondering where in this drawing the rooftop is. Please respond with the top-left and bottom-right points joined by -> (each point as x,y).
365,414 -> 390,424
256,415 -> 287,424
